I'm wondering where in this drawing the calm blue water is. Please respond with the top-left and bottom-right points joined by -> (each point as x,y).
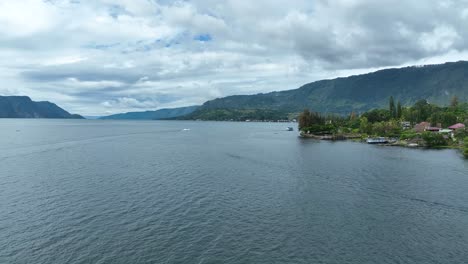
1,119 -> 467,264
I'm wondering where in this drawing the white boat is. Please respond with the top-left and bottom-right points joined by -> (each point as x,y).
366,137 -> 388,144
287,127 -> 294,131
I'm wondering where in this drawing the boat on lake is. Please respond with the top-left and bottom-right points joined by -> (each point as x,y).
366,137 -> 388,144
287,127 -> 294,131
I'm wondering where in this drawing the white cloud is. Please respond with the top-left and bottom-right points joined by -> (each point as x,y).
461,8 -> 468,19
102,97 -> 157,109
1,0 -> 468,116
42,56 -> 89,66
65,78 -> 125,89
419,25 -> 460,52
0,0 -> 59,37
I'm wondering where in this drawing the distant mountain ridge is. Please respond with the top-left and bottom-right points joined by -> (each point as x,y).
0,96 -> 83,119
187,61 -> 468,120
100,105 -> 199,120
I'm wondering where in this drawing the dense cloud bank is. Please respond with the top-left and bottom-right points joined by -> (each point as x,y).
1,0 -> 468,115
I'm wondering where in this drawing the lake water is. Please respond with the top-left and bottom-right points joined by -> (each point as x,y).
1,119 -> 467,264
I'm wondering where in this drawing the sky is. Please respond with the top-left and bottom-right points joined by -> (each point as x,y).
1,0 -> 468,116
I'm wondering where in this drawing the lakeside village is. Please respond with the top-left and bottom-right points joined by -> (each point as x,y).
298,96 -> 468,158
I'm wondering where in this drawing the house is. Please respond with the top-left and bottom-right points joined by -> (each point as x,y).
401,121 -> 411,130
425,127 -> 441,132
439,129 -> 452,134
414,122 -> 430,133
439,128 -> 454,139
448,123 -> 465,130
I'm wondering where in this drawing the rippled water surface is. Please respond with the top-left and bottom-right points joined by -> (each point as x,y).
1,119 -> 467,264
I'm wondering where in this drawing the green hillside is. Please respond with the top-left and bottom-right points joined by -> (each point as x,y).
187,61 -> 468,120
100,106 -> 199,120
0,96 -> 83,119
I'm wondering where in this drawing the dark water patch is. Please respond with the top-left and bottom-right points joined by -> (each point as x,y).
0,120 -> 467,264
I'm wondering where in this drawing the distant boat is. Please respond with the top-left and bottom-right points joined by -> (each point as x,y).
366,137 -> 388,144
182,128 -> 191,131
287,127 -> 294,131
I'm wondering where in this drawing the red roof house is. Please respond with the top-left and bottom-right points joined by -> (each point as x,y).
425,127 -> 441,132
448,123 -> 466,130
414,122 -> 430,133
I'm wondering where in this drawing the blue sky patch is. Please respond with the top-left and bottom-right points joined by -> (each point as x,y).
83,42 -> 121,50
194,34 -> 212,42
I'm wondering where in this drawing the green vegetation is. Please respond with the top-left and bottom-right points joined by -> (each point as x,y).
421,132 -> 447,147
184,108 -> 290,121
464,137 -> 468,158
100,106 -> 199,120
389,96 -> 396,118
189,61 -> 468,120
397,101 -> 402,119
299,97 -> 468,152
0,96 -> 84,119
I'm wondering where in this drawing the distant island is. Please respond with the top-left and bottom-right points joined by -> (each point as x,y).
100,106 -> 199,120
0,96 -> 83,119
183,61 -> 468,121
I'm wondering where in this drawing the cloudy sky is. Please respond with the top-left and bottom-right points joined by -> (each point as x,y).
1,0 -> 468,116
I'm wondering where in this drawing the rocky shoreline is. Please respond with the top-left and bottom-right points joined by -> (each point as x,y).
299,132 -> 463,150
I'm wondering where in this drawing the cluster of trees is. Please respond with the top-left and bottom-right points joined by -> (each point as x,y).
357,97 -> 466,126
299,96 -> 468,151
389,96 -> 402,119
421,132 -> 448,147
400,97 -> 464,127
298,110 -> 324,131
188,108 -> 289,121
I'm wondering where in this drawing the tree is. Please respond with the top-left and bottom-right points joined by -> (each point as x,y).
451,95 -> 459,108
389,96 -> 396,118
412,99 -> 431,122
348,112 -> 360,129
396,101 -> 402,119
298,109 -> 330,134
309,111 -> 324,125
359,117 -> 371,134
362,109 -> 391,123
298,109 -> 312,131
422,132 -> 447,147
464,137 -> 468,158
429,112 -> 457,128
371,120 -> 401,137
454,129 -> 468,141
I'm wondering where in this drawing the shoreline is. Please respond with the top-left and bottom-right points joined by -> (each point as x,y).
299,132 -> 463,151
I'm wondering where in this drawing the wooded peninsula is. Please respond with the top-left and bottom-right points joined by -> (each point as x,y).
298,96 -> 468,158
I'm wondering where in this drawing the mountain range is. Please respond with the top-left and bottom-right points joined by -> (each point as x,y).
186,61 -> 468,120
99,106 -> 199,120
0,96 -> 83,119
2,61 -> 468,121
